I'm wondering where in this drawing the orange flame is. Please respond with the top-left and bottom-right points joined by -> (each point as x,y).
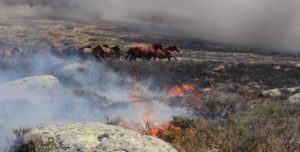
168,83 -> 202,108
168,84 -> 198,96
119,83 -> 200,142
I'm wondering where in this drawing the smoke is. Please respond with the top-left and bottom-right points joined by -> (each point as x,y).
1,0 -> 300,51
0,51 -> 187,150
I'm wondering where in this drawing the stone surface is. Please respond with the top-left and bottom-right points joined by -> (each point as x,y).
17,123 -> 177,152
261,88 -> 282,97
286,86 -> 300,94
213,64 -> 225,72
289,93 -> 300,104
0,75 -> 60,91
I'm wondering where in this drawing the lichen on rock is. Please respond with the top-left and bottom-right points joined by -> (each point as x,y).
12,122 -> 177,152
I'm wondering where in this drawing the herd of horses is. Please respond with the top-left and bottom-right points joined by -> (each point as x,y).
64,43 -> 181,62
0,43 -> 181,62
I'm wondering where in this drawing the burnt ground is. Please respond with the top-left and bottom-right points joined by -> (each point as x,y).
106,45 -> 300,90
108,61 -> 300,89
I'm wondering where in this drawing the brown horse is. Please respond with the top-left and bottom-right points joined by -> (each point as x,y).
125,43 -> 164,61
77,45 -> 93,60
93,44 -> 122,61
153,49 -> 177,61
110,45 -> 122,60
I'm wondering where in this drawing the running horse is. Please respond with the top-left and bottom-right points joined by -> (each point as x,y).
125,43 -> 164,61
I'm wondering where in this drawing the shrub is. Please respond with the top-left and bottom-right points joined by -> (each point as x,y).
166,104 -> 300,152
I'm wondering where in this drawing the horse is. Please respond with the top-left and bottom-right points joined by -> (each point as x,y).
78,45 -> 94,60
125,43 -> 164,61
92,44 -> 122,61
153,49 -> 178,62
110,45 -> 122,60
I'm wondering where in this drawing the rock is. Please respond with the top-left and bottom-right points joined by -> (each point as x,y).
296,63 -> 300,68
15,123 -> 177,152
213,64 -> 225,72
286,86 -> 300,94
289,93 -> 300,104
273,65 -> 281,70
201,69 -> 220,76
0,75 -> 59,91
261,88 -> 282,97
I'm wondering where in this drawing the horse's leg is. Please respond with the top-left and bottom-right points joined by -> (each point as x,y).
174,56 -> 178,61
129,55 -> 133,61
125,54 -> 129,60
153,55 -> 157,61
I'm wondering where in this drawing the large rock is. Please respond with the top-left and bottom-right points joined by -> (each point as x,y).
261,88 -> 282,97
0,75 -> 60,91
15,123 -> 177,152
286,86 -> 300,94
289,93 -> 300,104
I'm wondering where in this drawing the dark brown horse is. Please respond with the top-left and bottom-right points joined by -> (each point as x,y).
125,43 -> 164,61
110,45 -> 122,60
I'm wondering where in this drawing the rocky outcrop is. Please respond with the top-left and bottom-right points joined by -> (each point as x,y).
261,88 -> 282,97
0,75 -> 60,101
0,75 -> 60,91
289,93 -> 300,104
14,123 -> 177,152
261,86 -> 300,98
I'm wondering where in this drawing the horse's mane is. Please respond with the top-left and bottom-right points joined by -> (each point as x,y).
152,43 -> 164,50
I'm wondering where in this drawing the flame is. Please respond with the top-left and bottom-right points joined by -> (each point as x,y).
119,82 -> 199,142
168,84 -> 198,96
168,83 -> 202,108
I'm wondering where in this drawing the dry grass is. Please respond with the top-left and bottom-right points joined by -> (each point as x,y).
166,104 -> 300,152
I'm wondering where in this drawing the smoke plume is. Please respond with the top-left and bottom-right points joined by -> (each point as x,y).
1,0 -> 300,51
0,52 -> 187,150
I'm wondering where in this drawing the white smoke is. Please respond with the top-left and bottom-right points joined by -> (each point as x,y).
1,0 -> 300,51
0,52 -> 187,150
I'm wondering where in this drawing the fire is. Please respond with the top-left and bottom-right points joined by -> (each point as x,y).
119,82 -> 200,142
168,84 -> 198,96
168,83 -> 202,108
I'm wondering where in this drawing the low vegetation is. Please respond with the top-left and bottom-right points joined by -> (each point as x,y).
162,104 -> 300,152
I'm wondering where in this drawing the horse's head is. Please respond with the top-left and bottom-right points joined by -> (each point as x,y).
94,45 -> 103,50
111,45 -> 121,53
166,44 -> 181,52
